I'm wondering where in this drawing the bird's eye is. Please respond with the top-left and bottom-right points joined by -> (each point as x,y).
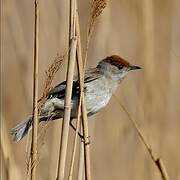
118,65 -> 123,69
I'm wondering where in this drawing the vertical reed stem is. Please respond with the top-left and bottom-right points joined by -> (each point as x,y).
81,95 -> 91,180
68,2 -> 92,178
31,0 -> 39,180
68,4 -> 85,178
75,7 -> 92,180
77,140 -> 84,180
56,0 -> 77,179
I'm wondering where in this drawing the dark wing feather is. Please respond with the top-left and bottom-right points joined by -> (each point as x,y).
47,81 -> 66,99
47,68 -> 102,99
47,81 -> 79,99
74,68 -> 102,83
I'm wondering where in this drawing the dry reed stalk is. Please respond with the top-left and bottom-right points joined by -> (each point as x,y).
68,99 -> 82,180
74,1 -> 108,179
77,140 -> 84,180
25,54 -> 65,180
26,132 -> 32,180
30,0 -> 39,179
56,0 -> 77,179
68,6 -> 85,179
56,38 -> 77,180
75,8 -> 91,180
81,95 -> 91,180
68,1 -> 108,179
114,95 -> 170,180
68,1 -> 108,178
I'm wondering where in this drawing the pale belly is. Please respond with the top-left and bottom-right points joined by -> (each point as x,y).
85,77 -> 116,116
41,77 -> 118,118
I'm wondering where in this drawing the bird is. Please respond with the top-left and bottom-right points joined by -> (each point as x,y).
11,55 -> 141,142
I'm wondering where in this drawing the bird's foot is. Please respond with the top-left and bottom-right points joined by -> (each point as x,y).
81,135 -> 91,145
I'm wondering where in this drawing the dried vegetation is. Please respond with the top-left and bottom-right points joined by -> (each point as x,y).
1,0 -> 180,180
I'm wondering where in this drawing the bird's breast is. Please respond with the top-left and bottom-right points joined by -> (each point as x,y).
85,77 -> 118,115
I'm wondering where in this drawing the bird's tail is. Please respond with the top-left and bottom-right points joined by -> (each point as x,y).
11,113 -> 60,142
11,115 -> 33,143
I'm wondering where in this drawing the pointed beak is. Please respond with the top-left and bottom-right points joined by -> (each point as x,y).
129,65 -> 142,71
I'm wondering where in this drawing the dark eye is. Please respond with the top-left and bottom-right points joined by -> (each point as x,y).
118,65 -> 123,69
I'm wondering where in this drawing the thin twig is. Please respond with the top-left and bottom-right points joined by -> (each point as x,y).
56,0 -> 77,179
113,95 -> 170,180
30,0 -> 39,180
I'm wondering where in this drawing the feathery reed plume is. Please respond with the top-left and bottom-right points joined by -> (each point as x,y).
38,54 -> 66,110
37,53 -> 65,144
83,0 -> 107,70
26,53 -> 65,179
114,95 -> 170,180
88,0 -> 108,36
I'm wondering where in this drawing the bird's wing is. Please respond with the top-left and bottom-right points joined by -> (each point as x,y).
83,68 -> 102,83
47,80 -> 79,99
73,68 -> 102,83
47,68 -> 102,99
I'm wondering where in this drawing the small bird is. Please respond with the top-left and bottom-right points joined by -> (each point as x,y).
11,55 -> 141,142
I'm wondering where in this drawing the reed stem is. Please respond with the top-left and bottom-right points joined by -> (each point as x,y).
30,0 -> 39,179
55,0 -> 77,179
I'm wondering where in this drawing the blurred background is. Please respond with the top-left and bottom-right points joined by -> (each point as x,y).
1,0 -> 180,180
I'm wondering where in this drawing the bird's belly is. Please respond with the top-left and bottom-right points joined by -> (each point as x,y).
85,81 -> 112,116
41,78 -> 116,118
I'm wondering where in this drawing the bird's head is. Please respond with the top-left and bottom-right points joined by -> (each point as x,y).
97,55 -> 141,81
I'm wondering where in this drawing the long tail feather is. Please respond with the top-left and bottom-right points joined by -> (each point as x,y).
11,113 -> 61,142
11,116 -> 33,143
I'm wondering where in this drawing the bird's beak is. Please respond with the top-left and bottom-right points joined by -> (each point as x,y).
129,65 -> 142,71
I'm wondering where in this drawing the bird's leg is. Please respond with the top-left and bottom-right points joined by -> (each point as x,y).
70,119 -> 84,139
70,119 -> 91,145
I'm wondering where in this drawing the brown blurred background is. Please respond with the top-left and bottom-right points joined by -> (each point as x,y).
1,0 -> 180,180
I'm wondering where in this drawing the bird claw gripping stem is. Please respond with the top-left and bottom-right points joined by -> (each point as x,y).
81,135 -> 91,145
